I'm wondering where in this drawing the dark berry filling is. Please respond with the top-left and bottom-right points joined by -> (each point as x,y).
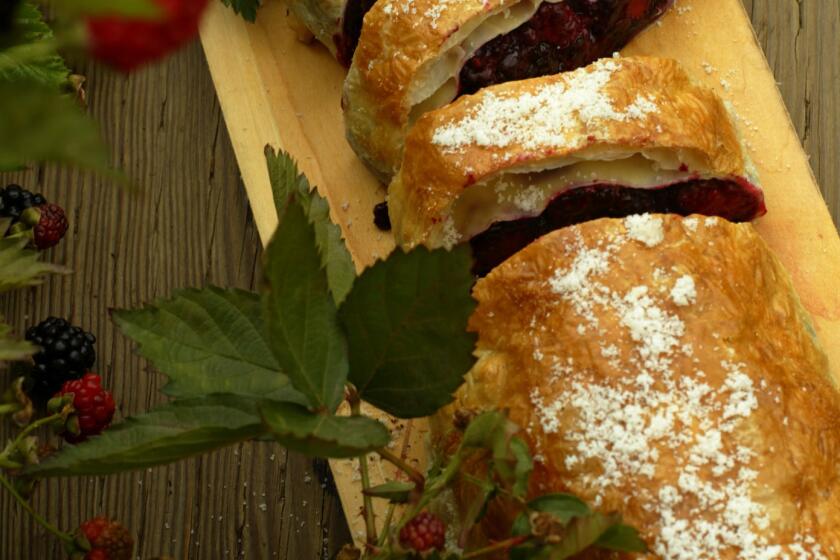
374,201 -> 392,231
470,178 -> 765,276
336,0 -> 378,66
459,0 -> 672,95
338,0 -> 670,77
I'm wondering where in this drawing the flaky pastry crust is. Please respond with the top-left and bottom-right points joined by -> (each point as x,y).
390,57 -> 763,250
343,0 -> 526,180
433,214 -> 839,558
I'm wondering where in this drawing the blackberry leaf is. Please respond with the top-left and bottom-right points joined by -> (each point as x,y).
260,401 -> 389,458
264,197 -> 349,412
0,1 -> 70,89
338,246 -> 476,418
540,512 -> 626,559
0,81 -> 110,171
528,494 -> 591,523
596,524 -> 648,553
25,396 -> 266,477
0,317 -> 36,361
266,147 -> 355,306
0,232 -> 68,293
460,411 -> 533,496
114,287 -> 305,403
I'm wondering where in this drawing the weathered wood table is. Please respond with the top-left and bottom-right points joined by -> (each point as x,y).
1,1 -> 838,558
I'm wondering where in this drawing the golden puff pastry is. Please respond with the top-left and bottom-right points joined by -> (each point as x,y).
389,57 -> 766,275
433,214 -> 839,559
343,0 -> 673,180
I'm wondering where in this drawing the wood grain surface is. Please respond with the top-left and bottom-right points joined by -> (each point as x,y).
1,1 -> 838,558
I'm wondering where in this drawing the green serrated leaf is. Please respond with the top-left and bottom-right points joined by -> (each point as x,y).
0,235 -> 68,293
596,524 -> 648,553
338,246 -> 476,418
260,401 -> 390,458
25,396 -> 265,477
363,480 -> 415,503
461,475 -> 497,529
266,146 -> 355,305
511,512 -> 531,537
540,512 -> 622,560
221,0 -> 261,22
114,287 -> 304,403
460,410 -> 509,448
0,81 -> 111,171
0,318 -> 36,361
0,2 -> 70,89
509,436 -> 533,498
459,411 -> 532,497
528,494 -> 591,523
264,198 -> 348,412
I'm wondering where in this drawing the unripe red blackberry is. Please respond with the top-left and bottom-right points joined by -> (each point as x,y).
78,517 -> 134,560
399,511 -> 446,553
86,0 -> 210,72
55,373 -> 115,443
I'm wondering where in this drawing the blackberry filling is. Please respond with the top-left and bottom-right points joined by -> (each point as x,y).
470,178 -> 764,277
374,201 -> 392,231
342,0 -> 670,77
337,0 -> 377,66
459,0 -> 672,95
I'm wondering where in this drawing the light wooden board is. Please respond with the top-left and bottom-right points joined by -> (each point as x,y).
199,0 -> 840,545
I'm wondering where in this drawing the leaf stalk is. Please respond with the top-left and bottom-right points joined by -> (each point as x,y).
0,412 -> 64,468
461,535 -> 530,558
0,472 -> 74,546
350,394 -> 378,545
0,403 -> 21,416
375,447 -> 425,492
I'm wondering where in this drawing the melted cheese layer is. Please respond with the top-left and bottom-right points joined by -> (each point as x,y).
452,155 -> 695,238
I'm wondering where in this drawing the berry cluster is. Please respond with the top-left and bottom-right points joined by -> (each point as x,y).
0,184 -> 68,249
20,317 -> 116,443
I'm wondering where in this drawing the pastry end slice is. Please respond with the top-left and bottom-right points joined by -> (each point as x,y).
433,214 -> 837,557
344,0 -> 674,180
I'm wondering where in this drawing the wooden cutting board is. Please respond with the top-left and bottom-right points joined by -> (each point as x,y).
198,0 -> 840,544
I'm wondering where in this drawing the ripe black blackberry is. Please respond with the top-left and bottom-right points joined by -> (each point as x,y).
24,317 -> 96,402
0,184 -> 47,222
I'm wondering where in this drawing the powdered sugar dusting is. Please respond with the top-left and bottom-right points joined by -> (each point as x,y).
625,214 -> 664,247
432,60 -> 658,152
423,0 -> 451,28
613,285 -> 684,373
530,219 -> 824,559
548,237 -> 617,330
670,275 -> 697,307
380,0 -> 416,16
